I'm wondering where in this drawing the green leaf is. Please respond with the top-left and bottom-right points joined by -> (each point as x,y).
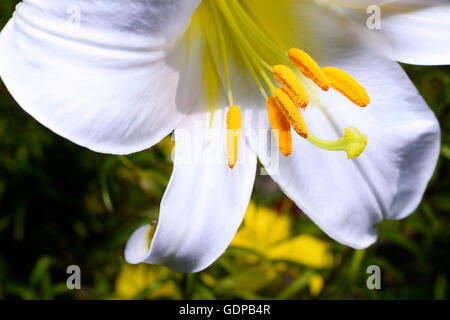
433,273 -> 447,300
132,277 -> 172,300
276,270 -> 315,300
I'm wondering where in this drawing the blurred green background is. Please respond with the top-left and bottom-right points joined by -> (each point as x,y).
0,1 -> 449,300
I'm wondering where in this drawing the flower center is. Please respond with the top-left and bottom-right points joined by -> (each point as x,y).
193,0 -> 369,168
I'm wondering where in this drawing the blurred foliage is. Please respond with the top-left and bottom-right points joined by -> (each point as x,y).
0,1 -> 449,300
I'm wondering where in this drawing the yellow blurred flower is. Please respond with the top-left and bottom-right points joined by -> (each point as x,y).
268,235 -> 332,269
115,264 -> 176,300
309,274 -> 324,297
231,202 -> 333,269
231,201 -> 332,297
200,273 -> 216,287
232,202 -> 290,251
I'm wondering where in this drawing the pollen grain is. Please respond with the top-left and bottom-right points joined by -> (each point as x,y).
266,96 -> 292,156
273,65 -> 309,109
226,105 -> 242,169
322,67 -> 370,107
288,48 -> 330,91
274,88 -> 308,139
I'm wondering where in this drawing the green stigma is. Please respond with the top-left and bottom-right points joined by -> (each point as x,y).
307,127 -> 368,159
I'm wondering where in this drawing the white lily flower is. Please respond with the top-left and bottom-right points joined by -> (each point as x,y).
0,0 -> 448,273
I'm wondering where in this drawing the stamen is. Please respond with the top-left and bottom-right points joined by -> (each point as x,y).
210,2 -> 233,106
322,67 -> 370,107
226,105 -> 242,168
266,96 -> 292,156
288,48 -> 330,91
307,127 -> 368,159
196,0 -> 370,162
274,88 -> 308,139
273,65 -> 309,109
214,0 -> 272,99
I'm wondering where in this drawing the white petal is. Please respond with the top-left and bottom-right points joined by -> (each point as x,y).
244,0 -> 440,248
125,102 -> 257,272
325,61 -> 440,221
341,1 -> 450,65
251,61 -> 439,248
0,0 -> 203,154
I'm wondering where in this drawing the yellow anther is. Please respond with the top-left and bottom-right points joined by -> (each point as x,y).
226,105 -> 241,169
266,97 -> 292,156
274,88 -> 308,139
288,48 -> 330,91
322,67 -> 370,107
307,126 -> 368,159
273,65 -> 309,109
